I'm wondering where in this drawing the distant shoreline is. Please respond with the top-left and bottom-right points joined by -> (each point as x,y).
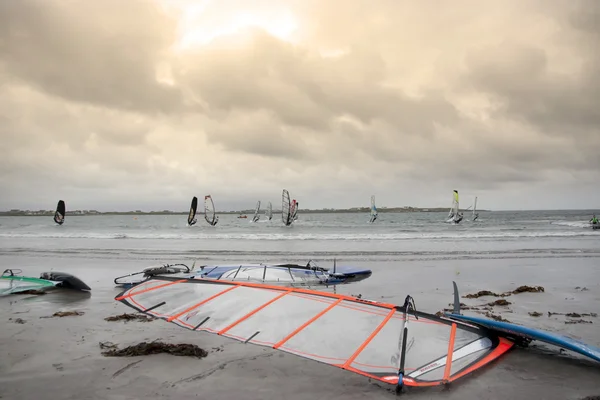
0,207 -> 488,216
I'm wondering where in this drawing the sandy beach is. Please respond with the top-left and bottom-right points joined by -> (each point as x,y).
1,249 -> 599,400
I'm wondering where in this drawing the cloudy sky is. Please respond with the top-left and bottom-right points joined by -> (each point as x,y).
1,0 -> 598,212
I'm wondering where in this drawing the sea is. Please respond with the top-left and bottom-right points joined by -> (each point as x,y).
0,209 -> 598,264
1,209 -> 599,400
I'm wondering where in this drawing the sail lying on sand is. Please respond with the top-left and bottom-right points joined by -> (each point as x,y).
194,261 -> 372,287
188,197 -> 198,226
204,195 -> 219,226
282,189 -> 293,226
252,201 -> 261,223
369,195 -> 378,223
115,278 -> 513,392
54,200 -> 65,225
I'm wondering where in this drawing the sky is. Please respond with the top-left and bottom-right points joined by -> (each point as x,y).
0,0 -> 598,212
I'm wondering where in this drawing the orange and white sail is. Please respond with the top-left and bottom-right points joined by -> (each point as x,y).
114,278 -> 513,389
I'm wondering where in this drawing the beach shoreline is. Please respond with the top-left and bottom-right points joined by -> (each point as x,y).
1,252 -> 599,400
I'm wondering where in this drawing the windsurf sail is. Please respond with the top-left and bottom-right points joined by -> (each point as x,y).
252,201 -> 261,223
266,202 -> 273,220
188,196 -> 198,226
115,278 -> 513,391
290,200 -> 298,221
369,195 -> 378,223
192,261 -> 370,287
446,190 -> 462,224
293,201 -> 299,221
204,195 -> 219,226
472,197 -> 478,221
54,200 -> 65,225
282,189 -> 293,226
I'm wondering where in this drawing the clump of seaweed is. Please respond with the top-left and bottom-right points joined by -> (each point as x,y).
100,340 -> 208,359
528,311 -> 543,317
463,285 -> 545,299
565,320 -> 593,325
104,313 -> 156,322
41,311 -> 84,318
488,299 -> 511,307
548,312 -> 598,318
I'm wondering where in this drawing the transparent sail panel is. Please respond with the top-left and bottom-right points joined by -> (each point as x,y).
349,311 -> 405,376
280,300 -> 387,365
223,292 -> 336,346
172,286 -> 282,332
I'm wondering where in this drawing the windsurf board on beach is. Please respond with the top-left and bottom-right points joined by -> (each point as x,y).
445,281 -> 600,364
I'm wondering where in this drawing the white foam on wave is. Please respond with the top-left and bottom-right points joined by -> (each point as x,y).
0,230 -> 598,241
551,220 -> 592,228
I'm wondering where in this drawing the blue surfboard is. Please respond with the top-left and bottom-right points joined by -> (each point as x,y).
445,282 -> 600,364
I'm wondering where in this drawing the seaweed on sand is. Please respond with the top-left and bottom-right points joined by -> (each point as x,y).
100,340 -> 208,359
463,285 -> 545,299
104,313 -> 156,322
41,311 -> 85,318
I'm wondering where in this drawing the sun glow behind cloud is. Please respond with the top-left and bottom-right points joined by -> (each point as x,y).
160,0 -> 300,51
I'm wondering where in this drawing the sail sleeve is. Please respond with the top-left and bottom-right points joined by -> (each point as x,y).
115,278 -> 512,387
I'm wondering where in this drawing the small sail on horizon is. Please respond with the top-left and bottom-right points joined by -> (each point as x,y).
472,196 -> 479,221
291,200 -> 299,221
252,201 -> 261,223
369,195 -> 378,223
53,200 -> 65,225
204,195 -> 219,226
282,189 -> 293,226
187,196 -> 198,226
446,190 -> 463,224
265,201 -> 273,220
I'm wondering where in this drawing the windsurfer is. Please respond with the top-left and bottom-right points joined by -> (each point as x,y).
591,215 -> 598,224
455,213 -> 464,223
473,213 -> 479,221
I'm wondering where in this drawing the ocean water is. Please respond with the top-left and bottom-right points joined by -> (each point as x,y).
0,210 -> 598,264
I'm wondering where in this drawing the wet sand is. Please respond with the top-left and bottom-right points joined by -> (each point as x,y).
1,255 -> 599,400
